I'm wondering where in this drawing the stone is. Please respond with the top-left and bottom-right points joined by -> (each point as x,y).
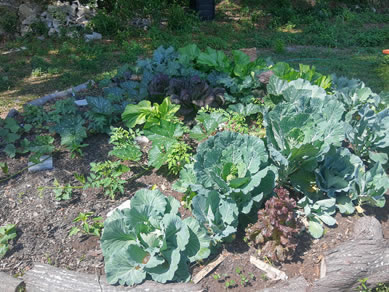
135,136 -> 150,148
106,200 -> 132,217
22,15 -> 38,25
28,155 -> 53,172
18,3 -> 37,19
74,99 -> 88,106
84,32 -> 102,42
48,27 -> 57,36
52,19 -> 60,30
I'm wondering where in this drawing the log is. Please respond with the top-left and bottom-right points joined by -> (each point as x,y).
24,263 -> 203,292
259,276 -> 311,292
313,216 -> 389,292
0,272 -> 24,292
27,80 -> 95,107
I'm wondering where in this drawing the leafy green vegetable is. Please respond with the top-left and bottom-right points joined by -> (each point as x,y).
122,97 -> 180,129
189,111 -> 227,141
101,189 -> 211,285
183,131 -> 277,216
0,224 -> 17,259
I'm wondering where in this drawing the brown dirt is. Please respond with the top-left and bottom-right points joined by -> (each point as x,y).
0,113 -> 388,291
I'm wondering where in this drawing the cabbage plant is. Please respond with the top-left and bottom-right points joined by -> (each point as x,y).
100,189 -> 211,286
190,131 -> 277,214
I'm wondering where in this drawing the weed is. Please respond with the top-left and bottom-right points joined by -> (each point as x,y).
0,224 -> 17,259
85,160 -> 130,199
68,212 -> 104,237
273,39 -> 286,54
166,142 -> 192,175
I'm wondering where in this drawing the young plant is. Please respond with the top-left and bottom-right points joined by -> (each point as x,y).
245,187 -> 300,263
166,141 -> 192,175
108,127 -> 142,162
85,160 -> 130,199
121,97 -> 180,129
69,212 -> 103,237
0,224 -> 17,258
52,178 -> 72,201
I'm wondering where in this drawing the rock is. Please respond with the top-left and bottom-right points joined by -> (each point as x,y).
74,99 -> 88,106
52,19 -> 60,30
18,3 -> 37,19
48,27 -> 57,36
106,200 -> 132,217
22,15 -> 38,25
28,155 -> 53,172
135,136 -> 150,148
6,108 -> 19,118
84,32 -> 102,42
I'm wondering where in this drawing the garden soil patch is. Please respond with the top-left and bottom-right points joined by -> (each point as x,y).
1,131 -> 388,291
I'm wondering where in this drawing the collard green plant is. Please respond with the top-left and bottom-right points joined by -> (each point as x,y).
122,97 -> 180,129
0,224 -> 17,259
245,187 -> 299,263
100,189 -> 211,286
85,160 -> 130,199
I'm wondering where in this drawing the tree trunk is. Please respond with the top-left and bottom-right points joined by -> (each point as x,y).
313,216 -> 389,291
24,263 -> 203,292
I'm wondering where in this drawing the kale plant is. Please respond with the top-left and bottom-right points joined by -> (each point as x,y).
245,187 -> 299,263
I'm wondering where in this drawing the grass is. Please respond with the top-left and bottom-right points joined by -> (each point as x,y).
0,2 -> 388,115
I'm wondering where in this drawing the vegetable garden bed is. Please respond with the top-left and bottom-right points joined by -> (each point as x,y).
0,44 -> 388,291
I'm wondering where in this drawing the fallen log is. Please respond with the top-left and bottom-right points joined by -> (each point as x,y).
0,272 -> 24,292
24,263 -> 203,292
313,216 -> 389,292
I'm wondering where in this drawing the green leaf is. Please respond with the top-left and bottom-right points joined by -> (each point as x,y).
105,244 -> 148,285
109,144 -> 142,161
4,144 -> 16,158
308,218 -> 324,239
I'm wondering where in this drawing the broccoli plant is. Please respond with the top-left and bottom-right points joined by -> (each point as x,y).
245,187 -> 300,263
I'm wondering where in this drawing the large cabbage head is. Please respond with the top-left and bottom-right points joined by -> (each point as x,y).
191,131 -> 277,214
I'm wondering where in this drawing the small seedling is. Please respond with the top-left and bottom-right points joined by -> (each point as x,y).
213,273 -> 221,280
225,279 -> 236,289
69,212 -> 104,237
0,224 -> 17,258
